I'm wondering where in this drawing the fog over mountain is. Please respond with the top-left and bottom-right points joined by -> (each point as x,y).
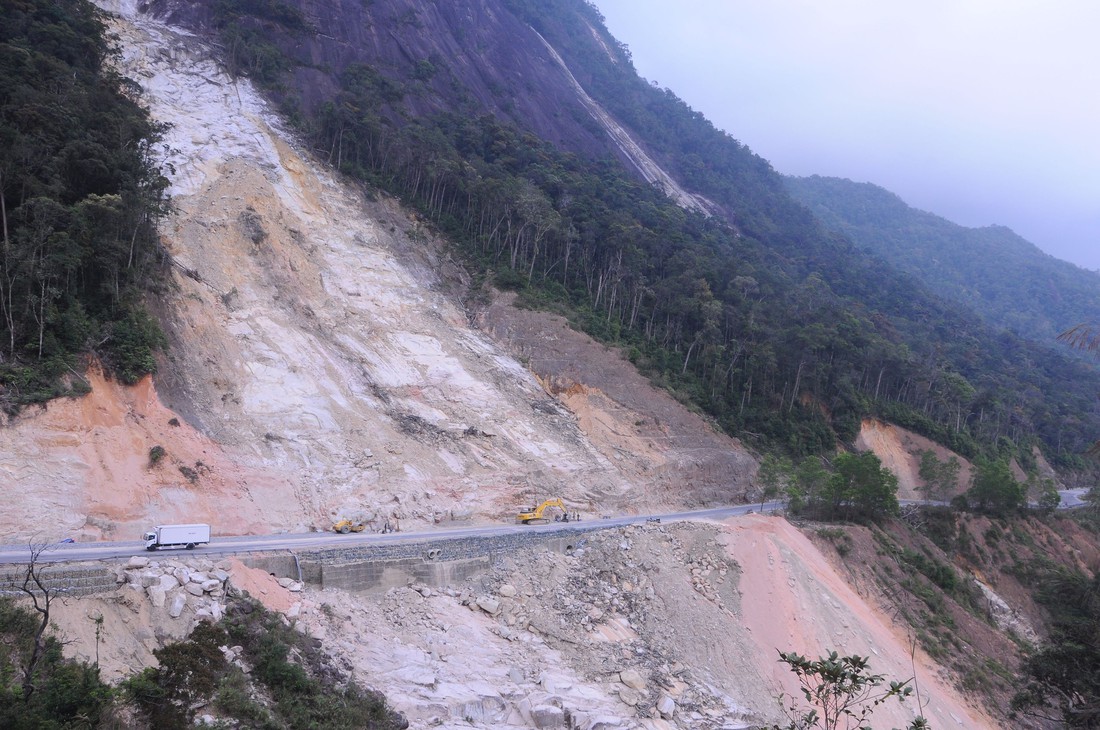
595,0 -> 1100,272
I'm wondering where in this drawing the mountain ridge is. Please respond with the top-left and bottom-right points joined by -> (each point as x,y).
785,174 -> 1100,345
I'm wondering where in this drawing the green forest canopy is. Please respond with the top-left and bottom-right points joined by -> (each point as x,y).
0,0 -> 169,410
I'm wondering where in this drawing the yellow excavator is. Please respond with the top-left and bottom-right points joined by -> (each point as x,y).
333,519 -> 366,534
516,498 -> 569,525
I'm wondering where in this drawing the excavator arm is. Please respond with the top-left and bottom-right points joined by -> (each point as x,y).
516,498 -> 567,524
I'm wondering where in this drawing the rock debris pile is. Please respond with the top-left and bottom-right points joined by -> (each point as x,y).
116,555 -> 304,625
463,523 -> 756,729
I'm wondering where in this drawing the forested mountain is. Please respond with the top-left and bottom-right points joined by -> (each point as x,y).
785,174 -> 1100,345
10,0 -> 1100,473
0,0 -> 169,410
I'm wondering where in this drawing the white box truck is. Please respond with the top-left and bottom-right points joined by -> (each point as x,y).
143,524 -> 211,551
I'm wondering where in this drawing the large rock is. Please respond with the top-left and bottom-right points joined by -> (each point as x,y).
476,597 -> 501,615
147,585 -> 167,608
127,556 -> 150,569
656,695 -> 676,719
618,669 -> 646,690
168,591 -> 187,618
617,687 -> 641,706
531,704 -> 565,729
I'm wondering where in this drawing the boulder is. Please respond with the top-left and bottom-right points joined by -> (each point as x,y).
476,597 -> 501,615
617,687 -> 641,706
619,669 -> 646,690
657,695 -> 676,719
531,704 -> 565,729
127,556 -> 150,569
168,592 -> 187,618
184,582 -> 205,597
498,584 -> 518,597
147,585 -> 167,608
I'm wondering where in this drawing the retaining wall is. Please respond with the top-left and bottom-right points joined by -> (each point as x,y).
0,564 -> 118,598
249,524 -> 611,592
0,524 -> 618,598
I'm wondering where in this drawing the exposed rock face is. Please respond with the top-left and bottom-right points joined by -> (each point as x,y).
145,0 -> 626,161
0,1 -> 754,544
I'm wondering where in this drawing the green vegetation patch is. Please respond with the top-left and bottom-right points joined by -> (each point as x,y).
0,0 -> 170,408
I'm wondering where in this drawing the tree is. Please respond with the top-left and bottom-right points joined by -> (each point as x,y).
787,456 -> 830,514
0,596 -> 113,728
757,453 -> 793,511
1012,569 -> 1100,726
774,650 -> 929,730
1023,472 -> 1061,515
916,450 -> 960,503
821,452 -> 900,522
127,621 -> 229,726
1058,323 -> 1100,459
963,459 -> 1024,516
13,542 -> 62,701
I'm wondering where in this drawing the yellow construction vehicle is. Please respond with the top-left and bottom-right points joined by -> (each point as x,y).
333,519 -> 366,534
516,498 -> 569,525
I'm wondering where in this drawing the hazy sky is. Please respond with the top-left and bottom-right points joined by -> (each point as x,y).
592,0 -> 1100,272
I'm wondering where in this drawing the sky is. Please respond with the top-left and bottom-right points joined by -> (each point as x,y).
592,0 -> 1100,272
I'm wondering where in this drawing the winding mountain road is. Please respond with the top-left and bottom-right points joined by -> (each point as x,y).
2,490 -> 1087,566
0,503 -> 784,566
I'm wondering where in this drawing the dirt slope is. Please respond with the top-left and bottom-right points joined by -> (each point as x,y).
856,418 -> 973,498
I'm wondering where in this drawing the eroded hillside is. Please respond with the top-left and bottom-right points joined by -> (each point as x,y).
0,1 -> 754,543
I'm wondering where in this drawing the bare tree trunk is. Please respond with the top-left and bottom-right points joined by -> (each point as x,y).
18,543 -> 58,701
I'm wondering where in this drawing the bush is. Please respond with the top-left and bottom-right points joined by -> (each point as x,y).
0,599 -> 115,728
148,445 -> 167,466
101,309 -> 168,385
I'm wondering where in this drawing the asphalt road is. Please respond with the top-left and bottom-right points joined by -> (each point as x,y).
0,502 -> 784,566
2,490 -> 1089,566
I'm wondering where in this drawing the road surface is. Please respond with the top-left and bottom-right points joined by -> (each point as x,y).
0,502 -> 784,565
3,491 -> 1089,566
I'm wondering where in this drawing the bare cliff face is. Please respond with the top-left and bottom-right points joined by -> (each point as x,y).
0,0 -> 754,544
145,0 -> 621,158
